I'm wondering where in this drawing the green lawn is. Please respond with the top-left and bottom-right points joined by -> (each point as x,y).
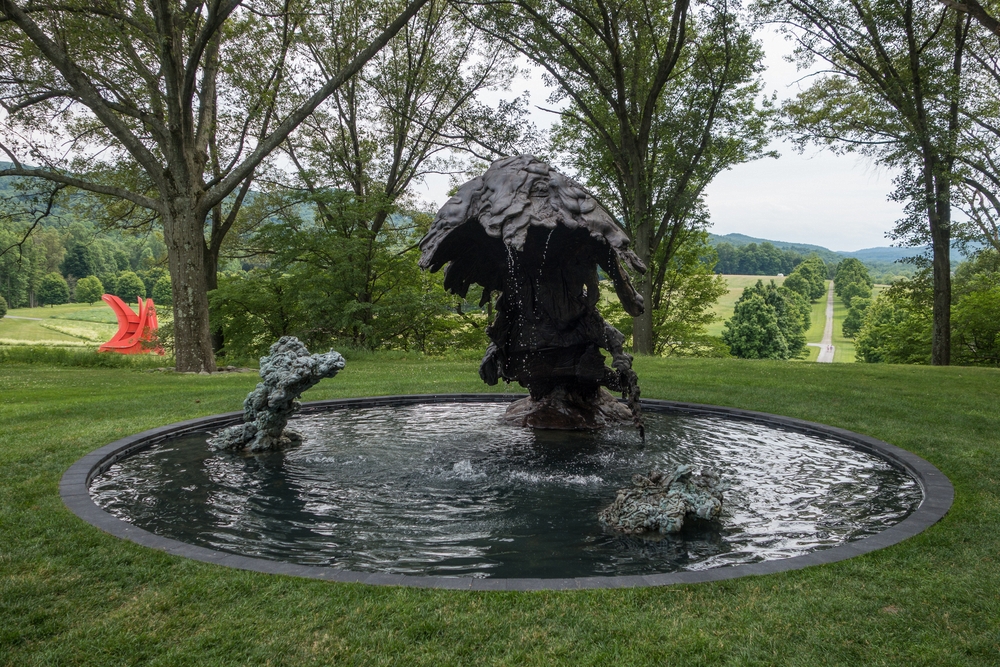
2,353 -> 999,665
706,274 -> 786,337
1,303 -> 127,347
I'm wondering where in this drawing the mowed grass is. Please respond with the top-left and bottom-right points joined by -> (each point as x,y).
706,274 -> 786,337
2,353 -> 999,665
1,303 -> 126,347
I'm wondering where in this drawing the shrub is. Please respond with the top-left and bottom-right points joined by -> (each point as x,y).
37,272 -> 70,306
74,275 -> 105,304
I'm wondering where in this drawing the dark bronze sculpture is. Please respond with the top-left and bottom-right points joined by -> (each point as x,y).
419,155 -> 646,434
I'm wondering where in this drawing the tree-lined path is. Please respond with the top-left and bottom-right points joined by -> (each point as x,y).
808,282 -> 835,363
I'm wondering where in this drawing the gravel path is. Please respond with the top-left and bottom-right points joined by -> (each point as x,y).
807,282 -> 835,363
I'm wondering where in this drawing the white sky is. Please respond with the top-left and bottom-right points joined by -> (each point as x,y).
415,27 -> 905,253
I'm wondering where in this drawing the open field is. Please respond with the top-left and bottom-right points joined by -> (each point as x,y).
1,354 -> 999,665
1,303 -> 139,348
706,274 -> 786,337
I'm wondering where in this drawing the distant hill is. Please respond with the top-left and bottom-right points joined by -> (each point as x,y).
708,232 -> 964,264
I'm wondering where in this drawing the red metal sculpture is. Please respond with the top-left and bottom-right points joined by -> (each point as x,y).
99,294 -> 164,355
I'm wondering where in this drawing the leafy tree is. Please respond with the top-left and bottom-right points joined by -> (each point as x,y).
728,279 -> 808,358
794,256 -> 829,301
722,291 -> 789,359
842,296 -> 871,339
74,275 -> 104,304
763,0 -> 971,364
60,243 -> 96,280
37,272 -> 69,306
471,0 -> 774,354
651,233 -> 729,356
0,0 -> 435,371
152,276 -> 173,307
952,287 -> 1000,365
115,271 -> 146,303
781,271 -> 811,300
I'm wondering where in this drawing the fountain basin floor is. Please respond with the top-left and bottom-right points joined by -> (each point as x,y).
62,395 -> 953,590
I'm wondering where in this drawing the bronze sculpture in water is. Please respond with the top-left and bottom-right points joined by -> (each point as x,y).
419,155 -> 645,434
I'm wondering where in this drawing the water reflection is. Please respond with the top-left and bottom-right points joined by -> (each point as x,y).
90,403 -> 921,578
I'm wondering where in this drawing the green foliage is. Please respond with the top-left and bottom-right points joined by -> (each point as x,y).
794,255 -> 829,301
781,271 -> 811,299
951,287 -> 1000,366
60,242 -> 97,279
722,291 -> 789,359
842,296 -> 871,339
115,270 -> 146,302
73,275 -> 104,304
713,241 -> 803,275
37,272 -> 69,306
854,281 -> 933,364
152,275 -> 172,306
722,279 -> 808,359
835,258 -> 873,307
211,196 -> 486,361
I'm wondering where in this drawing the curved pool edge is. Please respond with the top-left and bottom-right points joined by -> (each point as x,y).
60,394 -> 954,591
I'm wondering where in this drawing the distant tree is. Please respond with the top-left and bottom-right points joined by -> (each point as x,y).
60,243 -> 97,280
834,258 -> 873,306
782,271 -> 812,300
842,296 -> 871,338
722,291 -> 789,359
0,294 -> 6,318
840,281 -> 872,308
37,272 -> 69,306
794,256 -> 829,301
835,258 -> 872,292
74,275 -> 104,305
115,271 -> 146,303
152,276 -> 173,307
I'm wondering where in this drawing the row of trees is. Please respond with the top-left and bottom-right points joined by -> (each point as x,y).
0,0 -> 776,369
713,241 -> 807,276
761,0 -> 1000,364
721,255 -> 825,359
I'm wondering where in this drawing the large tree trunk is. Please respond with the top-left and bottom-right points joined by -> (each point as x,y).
930,174 -> 952,365
164,201 -> 217,373
632,227 -> 655,355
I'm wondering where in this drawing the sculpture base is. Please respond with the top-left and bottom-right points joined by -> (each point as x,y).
503,387 -> 631,430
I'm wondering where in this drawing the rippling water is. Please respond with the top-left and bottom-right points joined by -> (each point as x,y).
90,403 -> 921,578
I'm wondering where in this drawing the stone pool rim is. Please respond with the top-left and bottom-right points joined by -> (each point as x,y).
60,394 -> 953,591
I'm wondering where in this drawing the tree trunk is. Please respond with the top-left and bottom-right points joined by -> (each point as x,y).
930,174 -> 952,365
203,244 -> 224,355
164,201 -> 217,373
632,226 -> 654,355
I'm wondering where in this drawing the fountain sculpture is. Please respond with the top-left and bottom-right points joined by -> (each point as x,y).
419,155 -> 646,434
209,337 -> 345,452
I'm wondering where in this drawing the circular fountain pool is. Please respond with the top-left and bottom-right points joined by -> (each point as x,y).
63,396 -> 952,590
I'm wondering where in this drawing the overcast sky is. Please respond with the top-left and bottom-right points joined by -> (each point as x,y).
415,27 -> 905,253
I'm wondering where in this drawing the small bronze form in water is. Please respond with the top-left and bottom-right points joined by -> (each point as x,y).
209,336 -> 345,452
419,155 -> 646,434
598,466 -> 725,534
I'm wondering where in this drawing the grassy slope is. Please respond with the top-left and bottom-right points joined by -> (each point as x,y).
1,304 -> 126,347
2,355 -> 999,666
